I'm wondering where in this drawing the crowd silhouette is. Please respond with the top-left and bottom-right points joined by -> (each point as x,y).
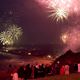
10,63 -> 52,80
8,63 -> 80,80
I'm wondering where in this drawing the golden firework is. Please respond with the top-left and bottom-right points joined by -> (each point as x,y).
49,8 -> 68,21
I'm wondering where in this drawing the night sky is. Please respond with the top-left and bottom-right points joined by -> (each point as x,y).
0,0 -> 80,53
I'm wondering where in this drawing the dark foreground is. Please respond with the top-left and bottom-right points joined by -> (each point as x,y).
1,72 -> 80,80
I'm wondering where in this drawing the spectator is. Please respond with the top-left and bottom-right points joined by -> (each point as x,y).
60,65 -> 65,75
64,65 -> 70,75
24,64 -> 32,80
17,66 -> 24,80
11,66 -> 18,80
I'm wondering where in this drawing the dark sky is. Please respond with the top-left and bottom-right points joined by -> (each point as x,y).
0,0 -> 64,45
0,0 -> 79,53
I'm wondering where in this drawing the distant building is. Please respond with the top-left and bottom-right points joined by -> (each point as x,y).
52,50 -> 80,73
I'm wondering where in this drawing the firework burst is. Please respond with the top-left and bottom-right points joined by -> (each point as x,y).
6,24 -> 23,41
49,7 -> 68,21
36,0 -> 80,22
0,24 -> 23,46
0,31 -> 13,45
61,26 -> 80,51
61,33 -> 68,43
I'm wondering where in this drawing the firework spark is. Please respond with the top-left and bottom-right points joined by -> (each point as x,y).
0,31 -> 13,45
49,8 -> 68,21
36,0 -> 80,21
61,33 -> 68,43
6,24 -> 23,41
0,24 -> 23,46
61,26 -> 80,51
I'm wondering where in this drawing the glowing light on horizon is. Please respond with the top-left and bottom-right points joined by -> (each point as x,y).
28,52 -> 31,55
47,55 -> 52,59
